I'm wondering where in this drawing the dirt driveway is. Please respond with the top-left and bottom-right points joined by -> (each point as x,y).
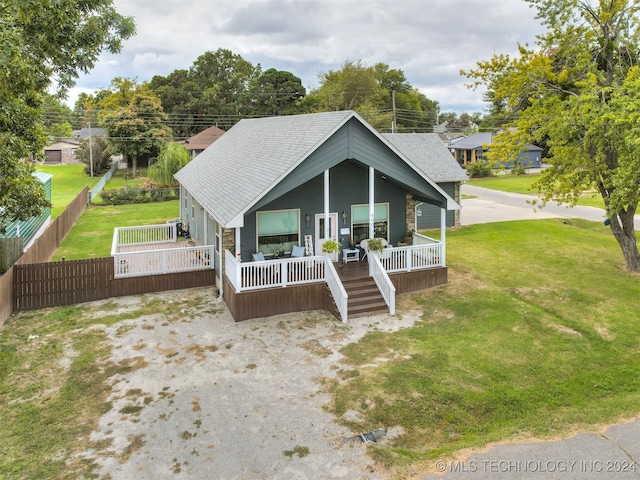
78,287 -> 421,479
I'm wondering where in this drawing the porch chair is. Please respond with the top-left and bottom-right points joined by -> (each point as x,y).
359,239 -> 369,260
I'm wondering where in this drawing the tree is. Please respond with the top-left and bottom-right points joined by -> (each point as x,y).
0,0 -> 134,232
148,143 -> 190,185
463,0 -> 640,271
246,68 -> 306,116
76,136 -> 111,176
103,93 -> 173,177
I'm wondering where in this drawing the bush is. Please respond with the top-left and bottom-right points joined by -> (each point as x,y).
511,163 -> 527,175
465,161 -> 493,178
98,185 -> 179,205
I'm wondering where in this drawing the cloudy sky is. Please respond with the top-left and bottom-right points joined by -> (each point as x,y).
69,0 -> 546,114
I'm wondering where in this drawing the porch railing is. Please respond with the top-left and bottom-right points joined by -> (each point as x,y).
111,223 -> 178,254
325,260 -> 348,323
377,243 -> 443,273
413,232 -> 439,245
113,245 -> 214,278
111,224 -> 212,278
368,252 -> 396,315
225,251 -> 348,323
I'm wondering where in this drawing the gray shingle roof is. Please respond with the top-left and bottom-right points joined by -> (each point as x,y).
175,111 -> 356,226
383,133 -> 468,183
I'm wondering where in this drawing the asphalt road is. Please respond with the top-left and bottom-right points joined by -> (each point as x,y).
460,184 -> 640,229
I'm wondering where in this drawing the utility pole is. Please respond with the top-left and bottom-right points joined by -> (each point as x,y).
88,122 -> 94,178
391,90 -> 397,133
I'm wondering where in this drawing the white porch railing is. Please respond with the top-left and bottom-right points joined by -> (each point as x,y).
111,223 -> 178,254
325,259 -> 348,323
368,252 -> 396,315
413,231 -> 440,245
111,224 -> 213,278
225,251 -> 348,323
113,245 -> 214,278
376,243 -> 443,273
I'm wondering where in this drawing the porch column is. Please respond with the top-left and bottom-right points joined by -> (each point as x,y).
369,166 -> 375,240
440,208 -> 447,267
235,227 -> 241,262
204,213 -> 208,245
324,169 -> 330,240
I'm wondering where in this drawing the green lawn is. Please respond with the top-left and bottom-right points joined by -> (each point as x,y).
35,164 -> 100,219
51,201 -> 180,261
329,219 -> 640,474
467,174 -> 606,208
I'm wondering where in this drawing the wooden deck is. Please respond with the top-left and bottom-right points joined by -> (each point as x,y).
335,260 -> 369,281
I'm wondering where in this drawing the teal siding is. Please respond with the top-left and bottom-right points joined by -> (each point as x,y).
1,173 -> 52,246
416,183 -> 456,229
254,118 -> 447,210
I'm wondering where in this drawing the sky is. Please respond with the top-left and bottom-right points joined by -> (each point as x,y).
68,0 -> 546,115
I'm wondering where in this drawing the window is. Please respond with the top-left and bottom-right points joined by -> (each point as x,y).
256,209 -> 300,255
351,203 -> 388,244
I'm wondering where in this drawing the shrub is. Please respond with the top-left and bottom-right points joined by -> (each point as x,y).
465,161 -> 493,178
511,163 -> 527,175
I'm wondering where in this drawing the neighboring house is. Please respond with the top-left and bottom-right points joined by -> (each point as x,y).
175,110 -> 460,322
72,127 -> 107,140
184,125 -> 226,157
449,132 -> 543,168
43,139 -> 80,164
383,133 -> 468,229
0,171 -> 52,249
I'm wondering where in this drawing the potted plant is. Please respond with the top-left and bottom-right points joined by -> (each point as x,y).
367,237 -> 385,254
321,239 -> 341,255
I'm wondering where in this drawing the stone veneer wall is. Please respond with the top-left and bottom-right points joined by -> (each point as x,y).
405,193 -> 416,234
454,182 -> 461,227
221,227 -> 236,277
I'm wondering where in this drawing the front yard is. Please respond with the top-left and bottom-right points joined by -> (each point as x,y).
1,218 -> 639,478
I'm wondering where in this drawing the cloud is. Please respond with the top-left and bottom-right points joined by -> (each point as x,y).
69,0 -> 545,113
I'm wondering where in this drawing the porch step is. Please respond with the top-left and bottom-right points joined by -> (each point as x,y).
342,277 -> 389,318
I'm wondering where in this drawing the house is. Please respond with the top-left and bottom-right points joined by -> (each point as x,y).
383,133 -> 468,229
43,139 -> 80,164
449,132 -> 543,168
174,110 -> 460,322
184,125 -> 226,157
72,127 -> 107,140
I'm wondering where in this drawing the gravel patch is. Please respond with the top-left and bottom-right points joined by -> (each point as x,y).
77,287 -> 423,479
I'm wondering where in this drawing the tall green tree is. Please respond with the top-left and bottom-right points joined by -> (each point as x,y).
103,93 -> 172,177
0,0 -> 134,232
246,68 -> 306,116
463,0 -> 640,271
148,143 -> 190,185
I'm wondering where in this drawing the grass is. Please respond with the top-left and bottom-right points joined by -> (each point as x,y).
327,218 -> 640,476
467,173 -> 606,209
5,206 -> 640,477
0,293 -> 212,479
35,165 -> 101,219
51,201 -> 180,260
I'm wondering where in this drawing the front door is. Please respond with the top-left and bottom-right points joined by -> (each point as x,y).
315,213 -> 338,261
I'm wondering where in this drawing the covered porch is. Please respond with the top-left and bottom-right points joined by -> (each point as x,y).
223,232 -> 446,323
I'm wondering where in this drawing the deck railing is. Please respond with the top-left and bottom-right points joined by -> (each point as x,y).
113,245 -> 214,278
111,223 -> 178,255
225,251 -> 348,322
377,243 -> 443,273
325,260 -> 348,323
413,232 -> 439,245
111,224 -> 212,278
368,252 -> 396,315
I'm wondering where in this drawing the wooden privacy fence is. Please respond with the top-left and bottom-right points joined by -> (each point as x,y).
13,257 -> 215,311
